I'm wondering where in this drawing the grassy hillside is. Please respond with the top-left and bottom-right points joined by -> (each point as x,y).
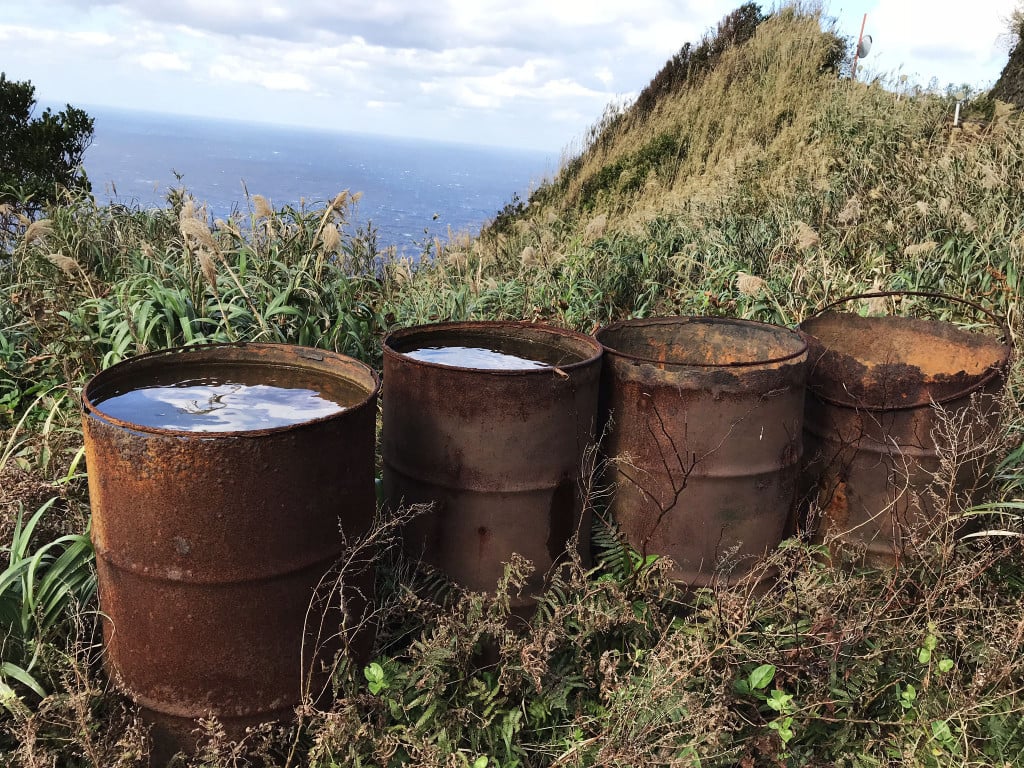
372,5 -> 1022,348
1,4 -> 1022,766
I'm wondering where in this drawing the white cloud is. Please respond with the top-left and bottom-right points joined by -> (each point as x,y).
208,56 -> 313,92
137,51 -> 190,71
0,24 -> 94,45
0,23 -> 48,42
550,107 -> 587,123
0,23 -> 114,47
263,72 -> 313,91
623,18 -> 707,53
455,83 -> 501,110
3,1 -> 1019,150
68,30 -> 116,46
422,54 -> 610,115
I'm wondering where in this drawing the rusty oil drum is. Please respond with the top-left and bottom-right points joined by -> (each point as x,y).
382,321 -> 602,612
82,343 -> 379,755
596,317 -> 808,587
799,292 -> 1011,565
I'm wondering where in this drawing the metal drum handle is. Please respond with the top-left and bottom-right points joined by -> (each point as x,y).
810,290 -> 1011,345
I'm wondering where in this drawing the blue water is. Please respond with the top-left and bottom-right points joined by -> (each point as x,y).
79,107 -> 554,251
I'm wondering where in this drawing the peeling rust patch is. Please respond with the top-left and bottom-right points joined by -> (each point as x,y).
800,311 -> 1010,566
822,478 -> 849,531
801,312 -> 1009,410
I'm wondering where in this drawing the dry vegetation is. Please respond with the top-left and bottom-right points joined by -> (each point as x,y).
1,3 -> 1023,766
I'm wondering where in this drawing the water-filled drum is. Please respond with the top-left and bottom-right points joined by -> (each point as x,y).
82,342 -> 378,757
382,321 -> 602,615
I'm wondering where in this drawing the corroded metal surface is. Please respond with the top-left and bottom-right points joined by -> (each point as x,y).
596,317 -> 808,588
799,311 -> 1010,565
82,343 -> 379,756
382,322 -> 602,613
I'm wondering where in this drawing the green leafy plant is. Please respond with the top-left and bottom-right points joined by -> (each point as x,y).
0,497 -> 95,710
737,663 -> 797,753
364,661 -> 389,695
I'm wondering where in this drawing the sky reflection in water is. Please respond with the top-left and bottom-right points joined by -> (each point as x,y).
96,382 -> 346,431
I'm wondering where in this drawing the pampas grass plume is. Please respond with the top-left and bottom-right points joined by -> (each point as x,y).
197,248 -> 218,294
736,271 -> 766,297
179,218 -> 217,251
793,221 -> 819,251
904,241 -> 938,258
321,224 -> 342,252
253,195 -> 274,219
329,191 -> 349,211
837,196 -> 861,225
24,219 -> 53,244
45,252 -> 79,274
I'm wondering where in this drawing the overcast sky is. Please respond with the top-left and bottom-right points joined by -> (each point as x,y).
0,1 -> 1018,152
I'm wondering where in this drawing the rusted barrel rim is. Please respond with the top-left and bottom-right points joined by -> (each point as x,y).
801,291 -> 1012,411
383,320 -> 603,375
82,342 -> 380,437
810,290 -> 1012,340
595,316 -> 807,368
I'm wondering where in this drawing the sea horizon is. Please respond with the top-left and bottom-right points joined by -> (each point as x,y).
71,103 -> 558,252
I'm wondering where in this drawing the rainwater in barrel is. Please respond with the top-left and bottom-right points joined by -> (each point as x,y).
82,343 -> 379,758
382,321 -> 602,615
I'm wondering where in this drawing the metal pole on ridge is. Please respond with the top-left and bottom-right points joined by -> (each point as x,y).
852,13 -> 868,79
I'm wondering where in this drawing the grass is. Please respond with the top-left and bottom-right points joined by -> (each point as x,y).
1,2 -> 1023,765
0,498 -> 94,710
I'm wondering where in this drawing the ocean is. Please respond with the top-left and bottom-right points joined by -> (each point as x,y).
79,106 -> 556,252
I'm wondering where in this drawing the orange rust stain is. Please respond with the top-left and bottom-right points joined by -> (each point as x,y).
806,314 -> 1002,377
823,479 -> 849,530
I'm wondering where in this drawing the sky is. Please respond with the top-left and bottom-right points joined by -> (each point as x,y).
0,1 -> 1018,153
